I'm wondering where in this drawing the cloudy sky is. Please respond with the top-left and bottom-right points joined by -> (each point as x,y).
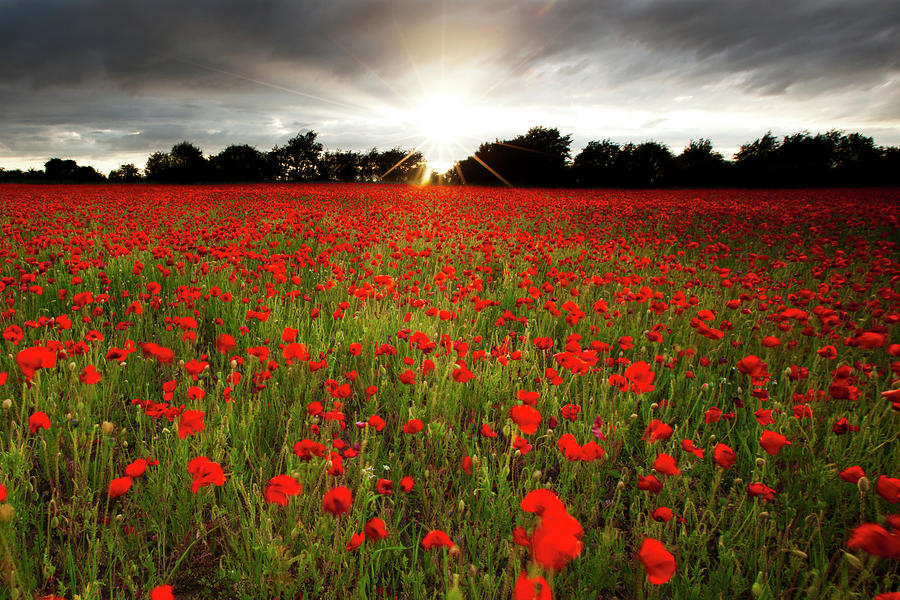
1,0 -> 898,174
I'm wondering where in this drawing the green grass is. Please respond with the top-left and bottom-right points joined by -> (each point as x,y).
0,183 -> 897,600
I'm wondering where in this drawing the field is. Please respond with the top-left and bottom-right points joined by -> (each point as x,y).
0,183 -> 897,600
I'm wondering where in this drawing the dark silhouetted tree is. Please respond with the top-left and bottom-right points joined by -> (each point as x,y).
672,139 -> 729,186
44,158 -> 104,182
614,142 -> 674,187
144,142 -> 208,183
571,140 -> 621,187
44,158 -> 78,181
109,163 -> 142,182
210,144 -> 269,182
734,132 -> 782,186
319,150 -> 362,182
457,126 -> 572,187
271,131 -> 323,182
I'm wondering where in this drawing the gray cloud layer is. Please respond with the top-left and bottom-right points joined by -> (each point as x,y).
1,0 -> 898,171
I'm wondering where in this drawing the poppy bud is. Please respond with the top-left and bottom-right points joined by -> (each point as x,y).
1,399 -> 11,410
457,499 -> 466,513
616,480 -> 626,490
101,421 -> 114,435
629,413 -> 638,420
230,360 -> 238,368
701,383 -> 709,392
532,470 -> 542,480
842,551 -> 863,570
759,511 -> 769,520
449,546 -> 461,558
0,504 -> 14,522
733,478 -> 743,486
68,361 -> 76,371
857,476 -> 870,493
755,458 -> 766,468
650,403 -> 659,410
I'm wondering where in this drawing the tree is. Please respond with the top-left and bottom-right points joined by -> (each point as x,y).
734,132 -> 782,186
614,142 -> 674,187
209,144 -> 269,182
143,142 -> 208,183
144,151 -> 173,182
271,131 -> 324,182
672,139 -> 728,186
169,141 -> 208,183
319,150 -> 361,182
44,158 -> 79,181
109,164 -> 142,182
457,126 -> 573,187
572,140 -> 621,187
44,158 -> 104,182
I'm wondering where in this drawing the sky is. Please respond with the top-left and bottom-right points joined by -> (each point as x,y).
1,0 -> 898,175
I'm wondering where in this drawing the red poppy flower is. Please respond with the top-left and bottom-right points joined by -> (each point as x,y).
521,489 -> 566,516
16,346 -> 57,382
367,414 -> 385,432
29,411 -> 51,434
125,458 -> 148,478
652,507 -> 674,522
517,390 -> 540,405
839,466 -> 865,483
642,420 -> 673,444
323,486 -> 353,516
736,354 -> 770,386
264,475 -> 302,506
513,435 -> 533,455
747,482 -> 776,501
653,453 -> 680,476
376,478 -> 393,495
510,404 -> 542,435
639,537 -> 676,584
754,409 -> 775,426
398,369 -> 416,385
150,585 -> 175,600
759,430 -> 791,456
400,476 -> 414,493
178,410 -> 205,440
421,529 -> 454,550
876,476 -> 900,503
817,345 -> 837,359
0,484 -> 7,502
187,456 -> 226,493
345,531 -> 365,551
680,439 -> 704,458
364,517 -> 388,541
513,572 -> 551,600
713,443 -> 736,469
79,365 -> 102,385
108,476 -> 133,498
402,419 -> 424,434
293,439 -> 326,460
638,475 -> 663,494
481,423 -> 498,438
846,523 -> 900,558
624,361 -> 655,394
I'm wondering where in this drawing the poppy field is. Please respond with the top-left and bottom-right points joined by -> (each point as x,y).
0,183 -> 898,600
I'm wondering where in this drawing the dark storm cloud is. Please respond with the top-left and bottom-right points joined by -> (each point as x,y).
3,0 -> 896,94
0,0 -> 898,170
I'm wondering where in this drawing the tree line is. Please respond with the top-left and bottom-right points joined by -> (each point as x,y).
1,127 -> 897,187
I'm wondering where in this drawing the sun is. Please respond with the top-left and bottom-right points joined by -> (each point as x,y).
412,93 -> 472,173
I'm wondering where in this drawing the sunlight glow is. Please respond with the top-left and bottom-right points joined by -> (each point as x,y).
411,93 -> 474,173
